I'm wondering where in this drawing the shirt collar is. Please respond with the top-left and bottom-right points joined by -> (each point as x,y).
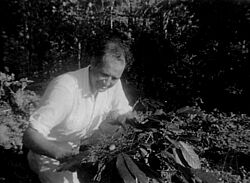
82,65 -> 94,98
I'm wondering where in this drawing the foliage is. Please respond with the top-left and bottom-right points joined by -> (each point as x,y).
58,99 -> 250,183
0,77 -> 249,182
0,72 -> 39,150
1,0 -> 250,182
0,72 -> 40,183
0,72 -> 39,114
126,0 -> 250,112
1,0 -> 250,112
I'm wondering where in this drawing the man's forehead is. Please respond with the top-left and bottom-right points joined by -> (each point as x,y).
102,53 -> 125,66
104,57 -> 125,70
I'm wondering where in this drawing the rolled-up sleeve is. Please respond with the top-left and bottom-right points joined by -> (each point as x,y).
29,75 -> 74,137
110,80 -> 132,116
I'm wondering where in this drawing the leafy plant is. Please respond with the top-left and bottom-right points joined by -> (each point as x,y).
0,72 -> 39,150
0,72 -> 39,114
58,99 -> 220,183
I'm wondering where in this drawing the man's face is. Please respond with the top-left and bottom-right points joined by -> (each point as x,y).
90,54 -> 125,93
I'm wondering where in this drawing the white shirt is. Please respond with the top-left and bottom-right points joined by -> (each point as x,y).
28,66 -> 131,176
30,66 -> 131,146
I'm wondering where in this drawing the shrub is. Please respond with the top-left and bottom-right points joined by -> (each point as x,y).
0,72 -> 39,151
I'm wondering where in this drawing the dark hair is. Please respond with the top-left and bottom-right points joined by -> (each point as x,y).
87,31 -> 132,67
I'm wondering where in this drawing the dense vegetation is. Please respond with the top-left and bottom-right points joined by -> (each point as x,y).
1,0 -> 250,182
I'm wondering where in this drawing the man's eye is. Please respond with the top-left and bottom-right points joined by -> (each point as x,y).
100,72 -> 119,81
100,73 -> 109,77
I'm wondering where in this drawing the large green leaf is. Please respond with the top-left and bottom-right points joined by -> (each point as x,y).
173,147 -> 186,167
116,153 -> 149,183
179,141 -> 201,169
123,153 -> 149,183
116,153 -> 135,183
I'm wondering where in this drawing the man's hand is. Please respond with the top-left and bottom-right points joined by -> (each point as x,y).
56,146 -> 79,163
108,111 -> 137,130
92,111 -> 137,140
116,111 -> 137,132
55,151 -> 89,172
23,127 -> 79,162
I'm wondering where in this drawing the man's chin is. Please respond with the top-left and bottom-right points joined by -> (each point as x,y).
97,87 -> 108,92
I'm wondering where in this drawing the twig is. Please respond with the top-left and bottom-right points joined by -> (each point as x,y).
222,149 -> 230,172
132,98 -> 141,111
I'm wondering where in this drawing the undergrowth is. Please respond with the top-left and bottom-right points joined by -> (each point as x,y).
0,72 -> 249,183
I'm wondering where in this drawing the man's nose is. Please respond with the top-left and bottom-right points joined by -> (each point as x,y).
103,77 -> 112,86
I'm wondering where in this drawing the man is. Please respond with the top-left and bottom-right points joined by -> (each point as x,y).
23,34 -> 133,183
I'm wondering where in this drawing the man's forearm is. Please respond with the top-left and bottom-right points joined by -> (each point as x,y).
116,111 -> 136,124
23,127 -> 68,160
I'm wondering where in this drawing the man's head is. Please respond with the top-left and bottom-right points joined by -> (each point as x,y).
89,37 -> 127,93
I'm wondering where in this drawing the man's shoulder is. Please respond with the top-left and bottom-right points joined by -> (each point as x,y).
55,72 -> 76,85
52,68 -> 85,88
58,67 -> 90,91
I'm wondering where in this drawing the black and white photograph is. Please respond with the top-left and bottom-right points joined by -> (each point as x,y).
0,0 -> 250,182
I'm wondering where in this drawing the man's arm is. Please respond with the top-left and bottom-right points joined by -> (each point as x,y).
110,80 -> 136,124
23,126 -> 77,161
23,74 -> 77,160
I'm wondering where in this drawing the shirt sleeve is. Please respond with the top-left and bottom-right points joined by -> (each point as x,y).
29,74 -> 74,137
110,80 -> 132,116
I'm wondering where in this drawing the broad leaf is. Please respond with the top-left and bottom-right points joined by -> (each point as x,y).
173,147 -> 185,167
179,141 -> 201,169
116,154 -> 135,183
123,153 -> 149,183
